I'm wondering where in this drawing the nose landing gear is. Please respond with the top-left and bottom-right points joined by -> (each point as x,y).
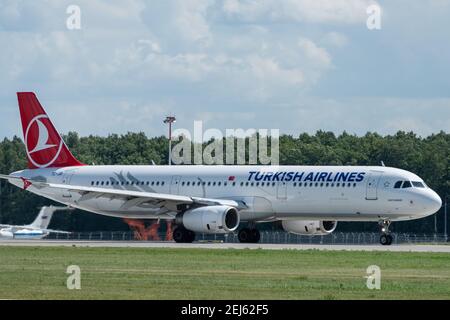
379,220 -> 393,245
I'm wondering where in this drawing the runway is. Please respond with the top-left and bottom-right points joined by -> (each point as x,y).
0,240 -> 449,252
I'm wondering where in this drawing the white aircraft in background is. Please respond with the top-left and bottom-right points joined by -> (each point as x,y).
0,206 -> 72,239
0,93 -> 442,245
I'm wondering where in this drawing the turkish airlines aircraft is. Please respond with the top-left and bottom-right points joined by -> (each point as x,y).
0,206 -> 72,239
0,93 -> 442,245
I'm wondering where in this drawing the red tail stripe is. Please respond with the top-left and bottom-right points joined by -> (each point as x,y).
17,92 -> 85,169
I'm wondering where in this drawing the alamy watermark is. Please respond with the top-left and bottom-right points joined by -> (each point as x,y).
66,5 -> 81,30
366,4 -> 382,30
171,121 -> 279,165
365,265 -> 381,290
66,265 -> 81,290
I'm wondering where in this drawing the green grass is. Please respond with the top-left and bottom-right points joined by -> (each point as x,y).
0,246 -> 449,299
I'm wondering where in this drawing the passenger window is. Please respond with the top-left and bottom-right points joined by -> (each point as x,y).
402,181 -> 412,188
394,181 -> 402,189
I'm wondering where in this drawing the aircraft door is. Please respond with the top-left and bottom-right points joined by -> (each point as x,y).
366,172 -> 383,200
277,181 -> 287,200
170,175 -> 181,195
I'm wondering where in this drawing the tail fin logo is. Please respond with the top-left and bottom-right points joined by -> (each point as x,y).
25,115 -> 63,168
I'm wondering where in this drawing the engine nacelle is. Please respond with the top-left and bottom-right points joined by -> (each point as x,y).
176,205 -> 240,234
281,220 -> 337,236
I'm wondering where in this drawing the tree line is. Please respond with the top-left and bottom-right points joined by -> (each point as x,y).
0,130 -> 449,234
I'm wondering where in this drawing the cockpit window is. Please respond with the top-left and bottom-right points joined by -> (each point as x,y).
402,181 -> 412,188
412,181 -> 425,188
394,181 -> 402,189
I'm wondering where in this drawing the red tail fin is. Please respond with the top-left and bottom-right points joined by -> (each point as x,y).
17,92 -> 84,169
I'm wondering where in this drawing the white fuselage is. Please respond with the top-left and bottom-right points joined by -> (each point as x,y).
0,227 -> 47,240
9,165 -> 442,223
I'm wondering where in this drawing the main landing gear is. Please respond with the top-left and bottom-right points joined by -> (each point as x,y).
173,226 -> 196,243
238,227 -> 261,243
379,220 -> 393,246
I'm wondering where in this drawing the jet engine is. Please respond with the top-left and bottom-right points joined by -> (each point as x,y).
281,220 -> 337,235
176,205 -> 240,234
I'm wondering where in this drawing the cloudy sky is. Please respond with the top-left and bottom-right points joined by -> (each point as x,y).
0,0 -> 449,139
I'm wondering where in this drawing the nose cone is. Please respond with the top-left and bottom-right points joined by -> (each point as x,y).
424,190 -> 442,216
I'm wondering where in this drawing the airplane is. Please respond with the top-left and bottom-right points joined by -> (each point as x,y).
0,205 -> 73,239
0,92 -> 442,245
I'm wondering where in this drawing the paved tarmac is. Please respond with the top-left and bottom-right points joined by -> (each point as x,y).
0,240 -> 449,252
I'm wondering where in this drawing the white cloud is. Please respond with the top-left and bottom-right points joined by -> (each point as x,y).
322,32 -> 348,48
298,37 -> 332,68
222,0 -> 378,24
0,0 -> 448,140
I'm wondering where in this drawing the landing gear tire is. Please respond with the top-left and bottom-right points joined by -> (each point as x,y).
238,228 -> 260,243
380,234 -> 393,246
250,229 -> 261,243
378,220 -> 393,246
173,227 -> 195,243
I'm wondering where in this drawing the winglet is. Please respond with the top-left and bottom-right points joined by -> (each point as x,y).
20,177 -> 32,190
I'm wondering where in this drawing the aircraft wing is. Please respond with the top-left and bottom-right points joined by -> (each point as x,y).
0,174 -> 247,213
0,174 -> 19,181
45,183 -> 245,213
41,228 -> 71,234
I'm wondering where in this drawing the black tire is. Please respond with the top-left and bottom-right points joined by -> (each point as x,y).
238,228 -> 251,243
173,227 -> 186,243
250,229 -> 261,243
173,227 -> 195,243
386,234 -> 393,245
186,230 -> 196,243
380,234 -> 390,246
